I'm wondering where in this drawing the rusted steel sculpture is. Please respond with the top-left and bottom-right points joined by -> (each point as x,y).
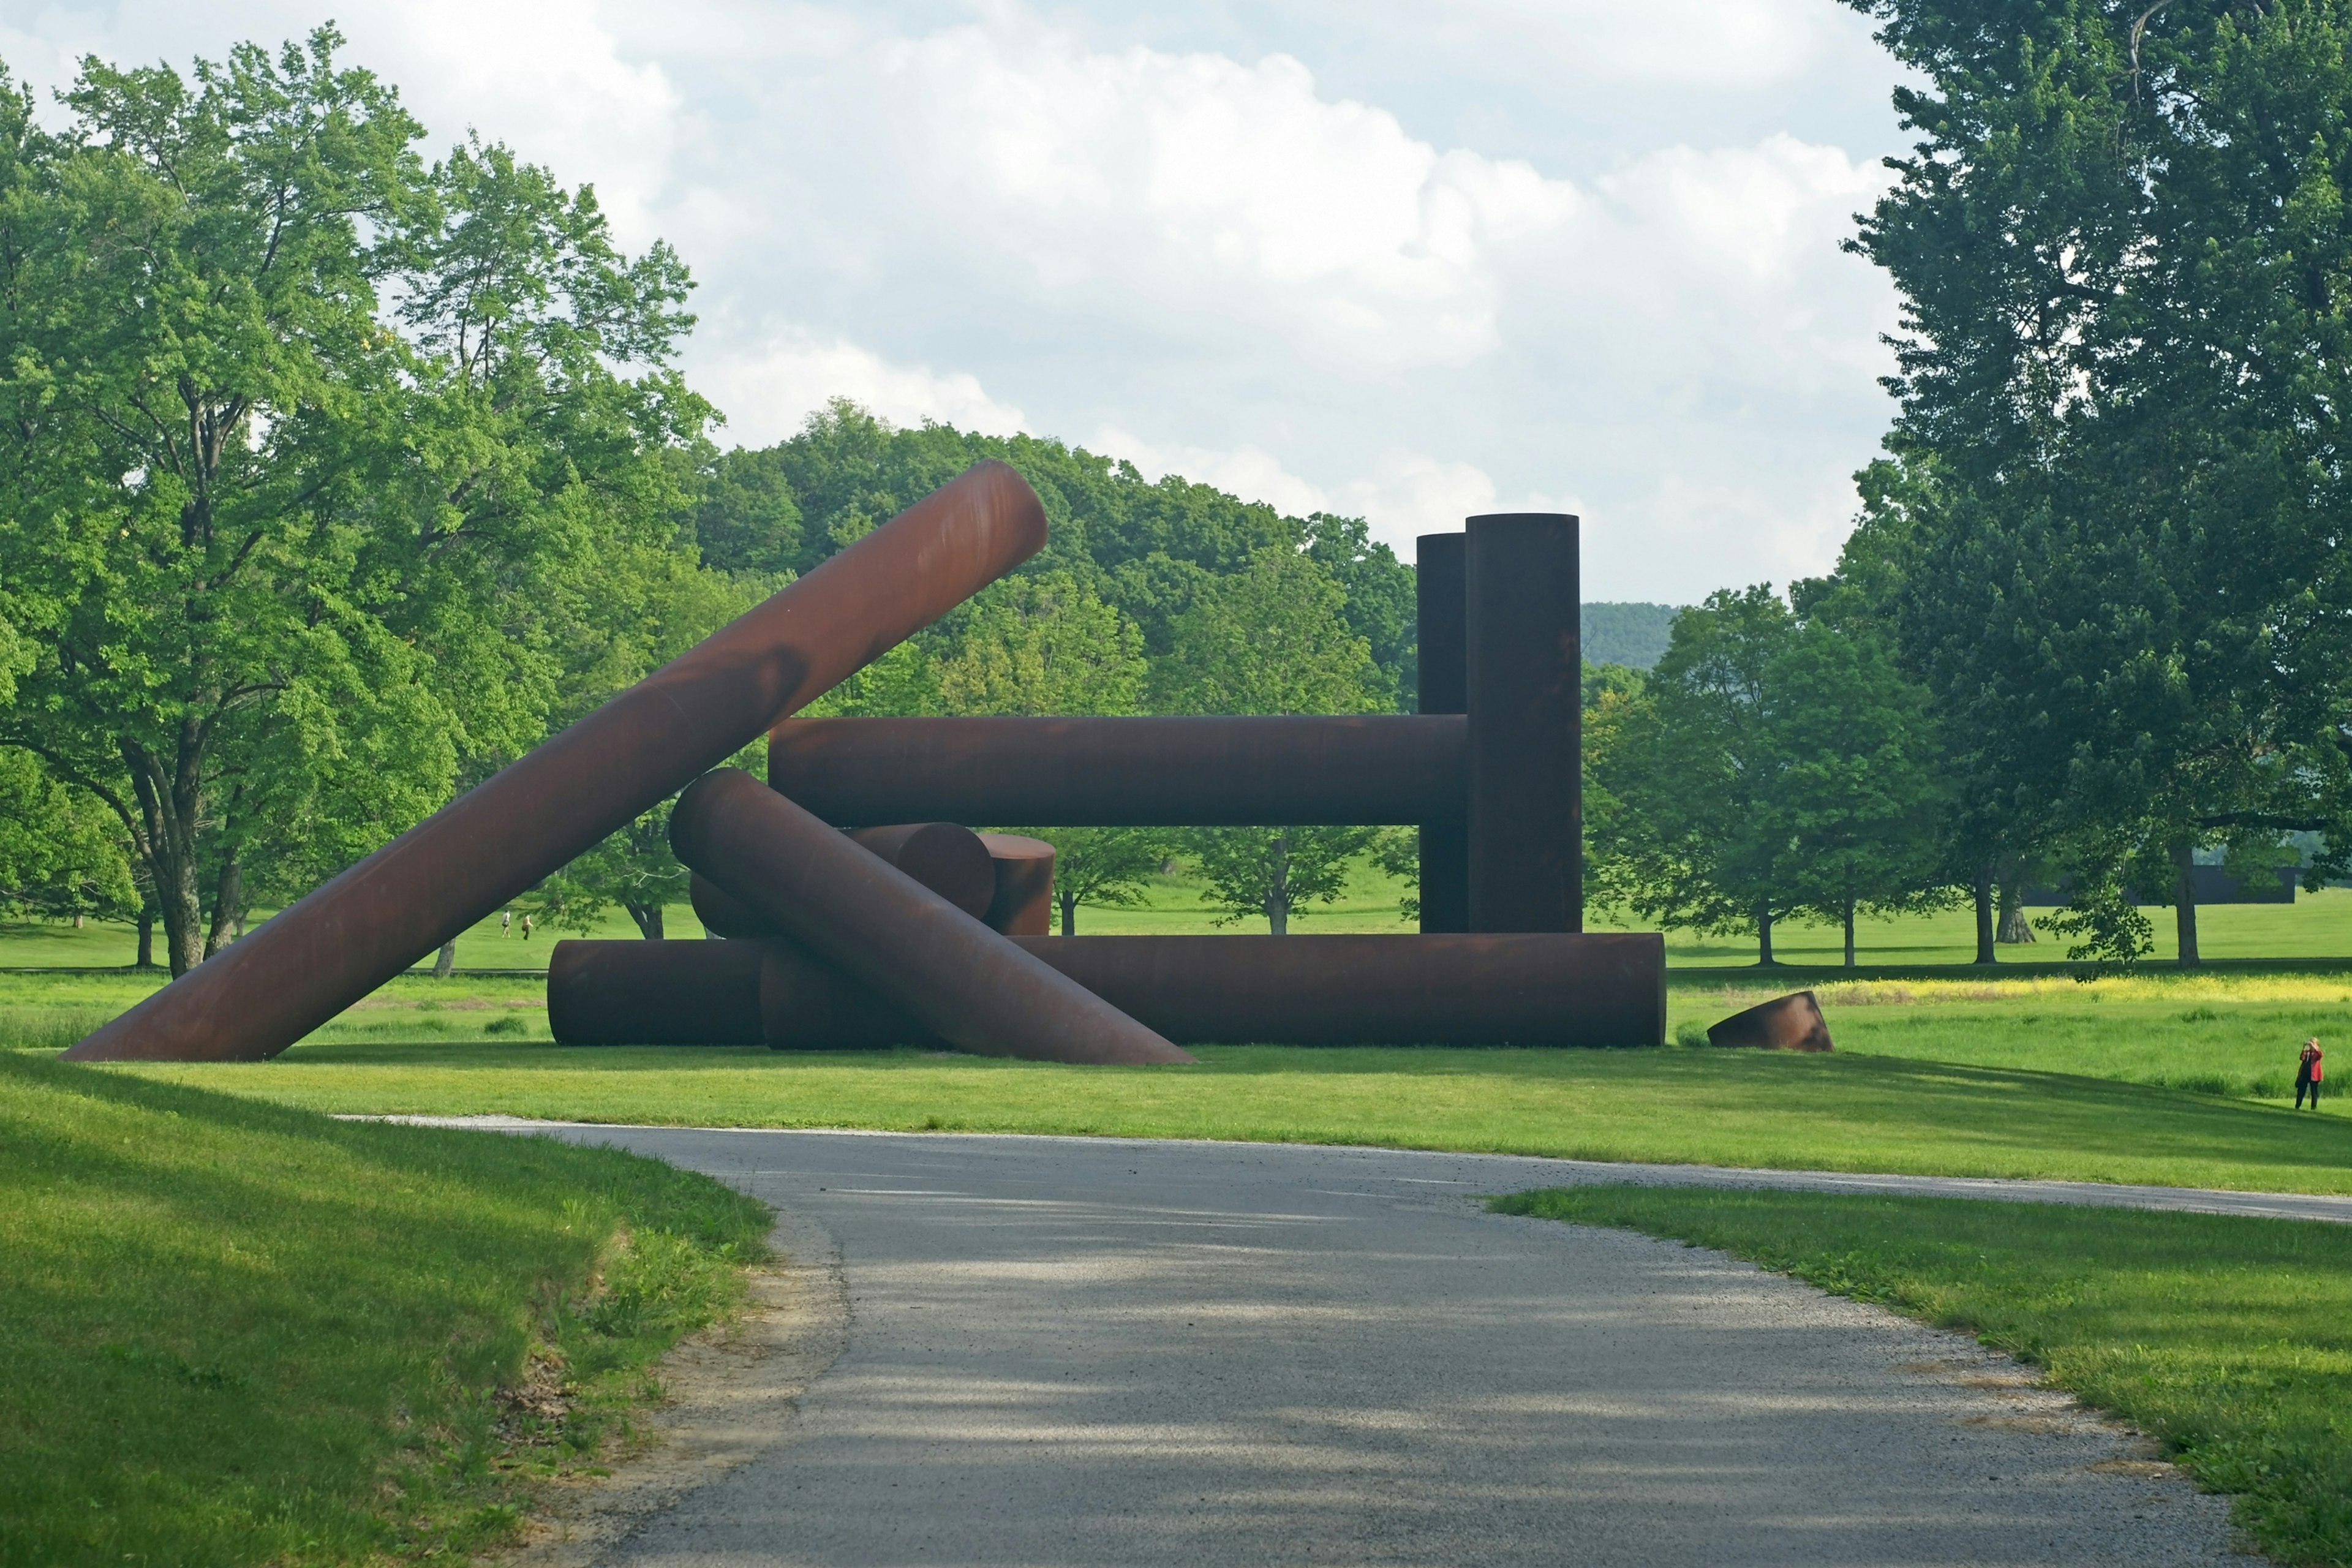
1414,531 -> 1470,933
1707,991 -> 1833,1052
548,938 -> 769,1046
978,834 -> 1056,935
767,715 -> 1463,826
64,462 -> 1047,1063
550,930 -> 1665,1048
670,767 -> 1192,1065
1464,514 -> 1581,933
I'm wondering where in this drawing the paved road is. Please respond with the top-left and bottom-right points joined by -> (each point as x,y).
509,1127 -> 2254,1566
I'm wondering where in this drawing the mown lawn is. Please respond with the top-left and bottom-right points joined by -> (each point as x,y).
1493,1186 -> 2352,1566
75,1036 -> 2352,1194
0,1054 -> 771,1568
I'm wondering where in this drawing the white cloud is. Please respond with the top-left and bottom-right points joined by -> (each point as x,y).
695,334 -> 1027,446
7,0 -> 1910,601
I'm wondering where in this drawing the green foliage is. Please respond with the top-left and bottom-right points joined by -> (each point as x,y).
0,32 -> 710,975
1494,1186 -> 2352,1566
932,570 -> 1146,717
0,1053 -> 768,1566
1018,826 -> 1172,934
0,750 -> 134,923
1595,587 -> 1948,965
1844,0 -> 2352,965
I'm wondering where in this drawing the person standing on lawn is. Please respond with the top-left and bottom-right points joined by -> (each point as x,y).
2296,1038 -> 2324,1109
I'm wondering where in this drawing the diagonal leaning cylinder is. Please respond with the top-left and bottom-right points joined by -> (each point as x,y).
671,768 -> 1193,1066
64,462 -> 1049,1063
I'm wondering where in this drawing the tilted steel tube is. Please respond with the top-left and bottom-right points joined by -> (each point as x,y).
66,462 -> 1047,1062
766,715 -> 1466,826
670,768 -> 1193,1066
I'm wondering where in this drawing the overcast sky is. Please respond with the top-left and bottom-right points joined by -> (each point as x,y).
2,1 -> 1913,603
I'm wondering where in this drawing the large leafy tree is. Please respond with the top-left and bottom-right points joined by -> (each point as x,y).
1846,0 -> 2352,965
1153,548 -> 1384,933
0,32 -> 707,974
1594,587 -> 1949,964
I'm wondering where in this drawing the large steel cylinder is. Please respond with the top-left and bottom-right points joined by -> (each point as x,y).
670,768 -> 1192,1066
1464,513 -> 1582,933
66,463 -> 1048,1063
767,715 -> 1464,827
978,833 -> 1055,935
692,822 -> 996,937
1415,532 -> 1471,933
548,938 -> 767,1046
547,931 -> 1666,1049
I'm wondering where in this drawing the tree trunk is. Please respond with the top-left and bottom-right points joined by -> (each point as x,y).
1844,894 -> 1857,969
135,909 -> 155,970
1757,899 -> 1775,966
1265,829 -> 1291,936
1973,861 -> 1996,965
432,940 -> 456,979
625,901 -> 664,940
205,853 -> 243,959
1060,889 -> 1077,935
1997,884 -> 2037,944
126,732 -> 208,976
2173,840 -> 2201,967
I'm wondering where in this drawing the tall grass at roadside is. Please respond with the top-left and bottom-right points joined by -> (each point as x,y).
0,1005 -> 117,1050
0,1054 -> 771,1567
1491,1186 -> 2352,1566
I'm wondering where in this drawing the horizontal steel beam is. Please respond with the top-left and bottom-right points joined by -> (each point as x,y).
767,715 -> 1467,826
549,931 -> 1665,1049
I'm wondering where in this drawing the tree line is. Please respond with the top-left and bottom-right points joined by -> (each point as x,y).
1596,0 -> 2352,969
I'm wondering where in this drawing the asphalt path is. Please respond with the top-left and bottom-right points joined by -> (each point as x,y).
497,1126 -> 2260,1566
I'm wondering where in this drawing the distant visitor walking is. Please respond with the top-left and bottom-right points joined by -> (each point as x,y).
500,910 -> 511,937
521,914 -> 533,941
2297,1038 -> 2324,1110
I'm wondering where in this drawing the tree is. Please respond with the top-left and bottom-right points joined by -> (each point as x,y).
0,749 -> 135,925
1153,546 -> 1383,931
933,570 -> 1147,717
1845,0 -> 2352,965
1766,620 -> 1950,967
0,34 -> 709,975
1594,587 -> 1948,965
1593,589 -> 1801,963
1029,827 -> 1170,934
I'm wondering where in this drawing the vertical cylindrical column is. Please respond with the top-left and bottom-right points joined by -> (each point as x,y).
1414,532 -> 1469,933
1464,513 -> 1581,933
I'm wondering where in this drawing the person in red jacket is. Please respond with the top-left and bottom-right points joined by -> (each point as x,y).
2297,1038 -> 2324,1110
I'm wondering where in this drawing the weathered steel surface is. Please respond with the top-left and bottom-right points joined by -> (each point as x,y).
978,833 -> 1056,935
1415,531 -> 1470,934
66,462 -> 1047,1063
693,823 -> 998,938
548,938 -> 767,1046
766,715 -> 1465,826
1707,991 -> 1833,1052
1465,513 -> 1582,933
670,767 -> 1191,1065
547,931 -> 1666,1049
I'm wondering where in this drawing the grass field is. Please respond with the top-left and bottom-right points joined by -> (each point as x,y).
0,1053 -> 771,1568
53,1036 -> 2352,1194
1494,1185 -> 2352,1566
11,876 -> 2352,968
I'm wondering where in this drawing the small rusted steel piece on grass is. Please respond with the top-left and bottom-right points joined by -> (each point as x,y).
766,715 -> 1464,827
66,462 -> 1047,1063
1706,991 -> 1833,1052
979,834 -> 1055,935
546,930 -> 1667,1049
669,767 -> 1192,1066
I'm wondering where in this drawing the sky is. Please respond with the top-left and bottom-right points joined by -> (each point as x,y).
0,1 -> 1915,603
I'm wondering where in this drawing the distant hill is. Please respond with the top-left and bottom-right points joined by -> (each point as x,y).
1581,603 -> 1679,670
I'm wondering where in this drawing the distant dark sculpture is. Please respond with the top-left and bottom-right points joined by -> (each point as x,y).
1706,992 -> 1834,1052
67,476 -> 1668,1063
